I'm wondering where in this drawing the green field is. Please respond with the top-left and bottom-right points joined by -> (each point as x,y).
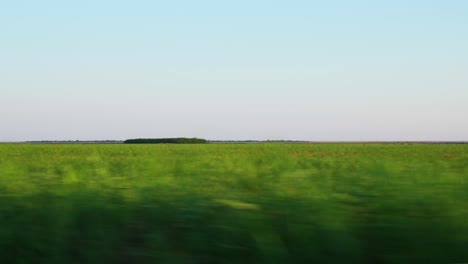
1,143 -> 467,263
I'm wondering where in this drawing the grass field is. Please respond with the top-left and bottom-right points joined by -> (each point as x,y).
0,143 -> 467,263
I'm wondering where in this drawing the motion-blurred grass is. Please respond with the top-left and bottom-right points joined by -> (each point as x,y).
0,143 -> 467,263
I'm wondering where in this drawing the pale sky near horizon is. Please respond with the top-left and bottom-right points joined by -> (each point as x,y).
1,0 -> 467,141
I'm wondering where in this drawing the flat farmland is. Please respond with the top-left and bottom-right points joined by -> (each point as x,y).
0,143 -> 467,263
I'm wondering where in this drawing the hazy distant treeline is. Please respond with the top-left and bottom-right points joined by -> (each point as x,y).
124,138 -> 208,144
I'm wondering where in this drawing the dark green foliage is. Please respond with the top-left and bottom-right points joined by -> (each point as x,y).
124,138 -> 208,144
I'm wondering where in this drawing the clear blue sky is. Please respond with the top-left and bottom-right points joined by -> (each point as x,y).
1,0 -> 467,141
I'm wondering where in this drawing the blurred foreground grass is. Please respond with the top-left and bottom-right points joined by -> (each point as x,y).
0,143 -> 467,263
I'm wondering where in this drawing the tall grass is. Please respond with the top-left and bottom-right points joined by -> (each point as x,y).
0,143 -> 467,263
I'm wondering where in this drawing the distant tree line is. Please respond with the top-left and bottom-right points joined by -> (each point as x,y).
124,138 -> 208,144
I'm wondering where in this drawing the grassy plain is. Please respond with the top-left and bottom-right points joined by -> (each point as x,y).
0,143 -> 467,263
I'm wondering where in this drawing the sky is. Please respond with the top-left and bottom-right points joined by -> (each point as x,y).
1,0 -> 467,141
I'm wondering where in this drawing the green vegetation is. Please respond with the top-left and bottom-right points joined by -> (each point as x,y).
0,143 -> 467,263
124,138 -> 207,144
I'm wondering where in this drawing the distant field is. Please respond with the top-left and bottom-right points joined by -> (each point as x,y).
0,143 -> 467,263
